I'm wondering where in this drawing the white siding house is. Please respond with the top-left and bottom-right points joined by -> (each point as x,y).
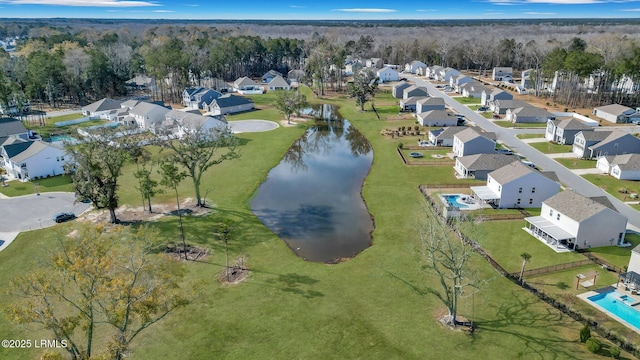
628,245 -> 640,274
593,104 -> 640,124
1,140 -> 69,181
524,190 -> 627,250
453,128 -> 495,158
492,67 -> 513,81
598,153 -> 640,180
376,67 -> 399,83
471,161 -> 560,209
417,110 -> 456,127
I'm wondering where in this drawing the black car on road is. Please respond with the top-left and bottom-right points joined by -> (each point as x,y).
54,212 -> 76,223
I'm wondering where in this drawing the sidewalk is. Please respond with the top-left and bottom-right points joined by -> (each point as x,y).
547,152 -> 576,158
571,168 -> 605,175
520,138 -> 548,143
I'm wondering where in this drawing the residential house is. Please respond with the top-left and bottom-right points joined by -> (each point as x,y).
405,60 -> 427,74
233,77 -> 263,94
392,81 -> 411,99
129,102 -> 171,130
417,110 -> 456,127
454,153 -> 519,180
399,96 -> 427,112
261,70 -> 283,84
471,161 -> 560,209
481,89 -> 513,107
453,127 -> 495,157
628,245 -> 640,275
126,75 -> 157,92
287,69 -> 306,84
524,190 -> 627,250
1,139 -> 69,181
450,75 -> 474,92
492,67 -> 513,81
82,98 -> 122,118
162,109 -> 227,138
574,131 -> 640,159
596,153 -> 640,180
345,61 -> 364,76
267,76 -> 291,91
428,65 -> 443,79
521,69 -> 534,89
0,99 -> 30,116
507,106 -> 554,123
377,67 -> 399,83
545,118 -> 593,144
593,104 -> 640,124
402,85 -> 430,99
205,94 -> 254,115
460,83 -> 488,98
0,118 -> 29,141
437,67 -> 461,82
182,87 -> 222,110
416,97 -> 445,114
366,58 -> 383,68
428,126 -> 468,147
492,99 -> 529,115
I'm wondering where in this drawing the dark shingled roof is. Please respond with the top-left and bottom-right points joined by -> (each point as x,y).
0,118 -> 28,137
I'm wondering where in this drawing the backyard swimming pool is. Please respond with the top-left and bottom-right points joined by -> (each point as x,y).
587,290 -> 640,332
440,194 -> 477,209
45,135 -> 77,144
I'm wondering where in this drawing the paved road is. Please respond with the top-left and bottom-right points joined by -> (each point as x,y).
407,74 -> 640,231
0,192 -> 92,232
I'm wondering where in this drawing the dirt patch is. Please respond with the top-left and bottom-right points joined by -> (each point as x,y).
164,243 -> 210,261
434,308 -> 476,333
218,256 -> 250,285
79,198 -> 212,225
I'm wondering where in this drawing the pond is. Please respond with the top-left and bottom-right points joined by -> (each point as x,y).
251,105 -> 374,263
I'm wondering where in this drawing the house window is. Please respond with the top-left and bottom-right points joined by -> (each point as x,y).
498,185 -> 501,192
56,157 -> 59,161
60,156 -> 64,161
518,187 -> 522,193
557,213 -> 561,220
529,198 -> 533,205
531,187 -> 536,193
614,143 -> 619,148
517,198 -> 521,205
549,209 -> 553,216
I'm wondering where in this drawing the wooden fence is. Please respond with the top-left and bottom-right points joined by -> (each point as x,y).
397,148 -> 454,166
511,259 -> 593,278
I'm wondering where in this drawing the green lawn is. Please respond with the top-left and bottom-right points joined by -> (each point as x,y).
529,142 -> 574,154
47,112 -> 84,123
0,88 -> 622,360
582,174 -> 640,202
453,96 -> 481,105
478,219 -> 585,273
584,233 -> 640,269
494,121 -> 548,128
0,174 -> 74,197
516,134 -> 545,139
555,158 -> 597,169
25,112 -> 107,138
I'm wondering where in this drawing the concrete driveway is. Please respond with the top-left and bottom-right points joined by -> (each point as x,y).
0,192 -> 92,233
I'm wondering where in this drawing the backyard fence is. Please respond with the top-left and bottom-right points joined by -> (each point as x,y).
397,148 -> 454,166
418,185 -> 639,358
511,259 -> 593,278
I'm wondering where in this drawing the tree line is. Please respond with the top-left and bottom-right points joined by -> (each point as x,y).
2,23 -> 640,111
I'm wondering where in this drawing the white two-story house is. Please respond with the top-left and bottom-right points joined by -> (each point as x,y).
524,190 -> 627,251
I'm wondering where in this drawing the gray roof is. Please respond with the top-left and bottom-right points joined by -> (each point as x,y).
579,130 -> 612,142
595,104 -> 634,116
262,70 -> 283,79
431,126 -> 467,140
401,96 -> 428,105
393,81 -> 410,89
403,85 -> 429,95
556,118 -> 592,130
539,171 -> 560,183
488,161 -> 536,185
234,77 -> 258,88
455,127 -> 493,143
590,132 -> 640,150
544,190 -> 621,222
82,98 -> 122,114
417,109 -> 450,120
268,75 -> 290,88
511,106 -> 554,117
417,97 -> 445,106
211,94 -> 253,108
130,102 -> 170,121
164,109 -> 227,129
287,69 -> 305,81
457,153 -> 519,171
610,153 -> 640,170
493,99 -> 529,110
5,140 -> 59,163
121,99 -> 141,109
0,118 -> 28,137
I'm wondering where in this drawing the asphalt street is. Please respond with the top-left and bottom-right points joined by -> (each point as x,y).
0,192 -> 92,232
407,74 -> 640,231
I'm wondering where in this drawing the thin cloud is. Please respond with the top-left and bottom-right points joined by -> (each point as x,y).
620,7 -> 640,10
0,0 -> 159,6
333,8 -> 398,13
290,5 -> 306,8
416,9 -> 437,12
152,9 -> 174,12
523,11 -> 557,14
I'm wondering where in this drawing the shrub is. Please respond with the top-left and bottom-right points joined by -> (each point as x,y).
414,125 -> 419,131
546,102 -> 551,106
610,346 -> 620,359
564,108 -> 568,112
397,142 -> 403,149
586,338 -> 601,354
401,126 -> 406,131
397,126 -> 402,131
580,324 -> 592,343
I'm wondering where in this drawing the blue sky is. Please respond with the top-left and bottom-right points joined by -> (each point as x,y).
0,0 -> 639,19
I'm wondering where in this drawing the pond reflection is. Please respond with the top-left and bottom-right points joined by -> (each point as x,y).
251,108 -> 374,263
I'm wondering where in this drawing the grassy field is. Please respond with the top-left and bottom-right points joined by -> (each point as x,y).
555,158 -> 597,169
453,96 -> 481,105
585,233 -> 640,269
494,121 -> 548,128
0,88 -> 627,360
24,112 -> 106,138
582,174 -> 640,202
0,174 -> 74,197
516,134 -> 545,139
529,142 -> 574,154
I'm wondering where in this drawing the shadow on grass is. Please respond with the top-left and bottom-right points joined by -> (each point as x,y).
475,292 -> 586,360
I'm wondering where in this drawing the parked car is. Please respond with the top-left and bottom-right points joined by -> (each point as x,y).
492,114 -> 502,119
496,149 -> 513,155
632,120 -> 640,125
54,212 -> 76,223
435,85 -> 444,88
418,141 -> 434,147
478,106 -> 488,112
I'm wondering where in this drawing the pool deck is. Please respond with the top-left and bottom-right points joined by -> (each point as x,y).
578,284 -> 640,335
